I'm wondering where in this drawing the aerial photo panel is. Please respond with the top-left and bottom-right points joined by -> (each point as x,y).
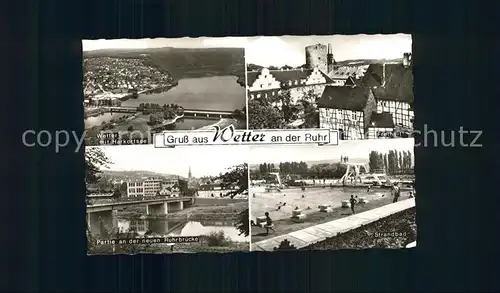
82,37 -> 248,146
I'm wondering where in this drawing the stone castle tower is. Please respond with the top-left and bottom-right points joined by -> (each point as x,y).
305,44 -> 328,72
188,166 -> 192,179
305,43 -> 336,73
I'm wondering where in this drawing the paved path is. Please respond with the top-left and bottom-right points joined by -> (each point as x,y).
252,198 -> 415,251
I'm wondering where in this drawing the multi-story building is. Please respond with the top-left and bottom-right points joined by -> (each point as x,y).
318,86 -> 377,140
126,177 -> 179,197
162,177 -> 179,189
143,178 -> 162,197
245,67 -> 334,105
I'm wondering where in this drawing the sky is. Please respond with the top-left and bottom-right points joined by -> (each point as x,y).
82,34 -> 412,67
92,145 -> 249,178
248,138 -> 415,164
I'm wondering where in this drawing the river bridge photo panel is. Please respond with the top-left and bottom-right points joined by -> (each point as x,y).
82,37 -> 248,147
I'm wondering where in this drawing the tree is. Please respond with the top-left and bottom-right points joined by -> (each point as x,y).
85,147 -> 112,186
278,89 -> 297,123
119,182 -> 128,195
177,179 -> 189,195
384,154 -> 388,173
248,99 -> 284,129
218,163 -> 248,199
407,151 -> 413,171
112,188 -> 121,199
216,163 -> 249,237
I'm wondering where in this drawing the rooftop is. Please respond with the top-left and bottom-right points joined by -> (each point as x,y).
328,65 -> 369,80
317,86 -> 370,111
353,64 -> 384,87
245,68 -> 333,88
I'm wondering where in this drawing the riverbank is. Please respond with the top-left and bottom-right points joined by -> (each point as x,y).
165,201 -> 248,220
138,82 -> 178,95
149,113 -> 185,132
198,117 -> 246,130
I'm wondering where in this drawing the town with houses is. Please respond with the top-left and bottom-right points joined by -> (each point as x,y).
242,43 -> 414,140
83,56 -> 174,107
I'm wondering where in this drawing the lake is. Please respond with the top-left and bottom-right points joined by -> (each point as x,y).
84,76 -> 245,130
173,118 -> 217,130
122,75 -> 245,111
116,218 -> 247,243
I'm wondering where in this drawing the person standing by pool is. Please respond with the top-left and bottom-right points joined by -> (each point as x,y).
392,184 -> 400,203
350,195 -> 357,214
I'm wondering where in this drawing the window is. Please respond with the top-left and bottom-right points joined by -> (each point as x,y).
260,84 -> 263,89
352,113 -> 357,120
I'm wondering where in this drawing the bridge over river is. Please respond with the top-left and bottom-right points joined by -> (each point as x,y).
104,106 -> 235,119
87,196 -> 194,236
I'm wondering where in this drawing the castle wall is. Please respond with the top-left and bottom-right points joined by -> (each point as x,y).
305,44 -> 328,72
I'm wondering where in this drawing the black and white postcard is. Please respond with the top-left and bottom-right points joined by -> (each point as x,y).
85,145 -> 250,255
83,38 -> 247,146
248,139 -> 416,251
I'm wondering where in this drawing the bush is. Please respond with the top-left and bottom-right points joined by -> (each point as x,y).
205,230 -> 229,247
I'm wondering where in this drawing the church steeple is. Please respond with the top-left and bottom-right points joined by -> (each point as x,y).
188,166 -> 192,178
